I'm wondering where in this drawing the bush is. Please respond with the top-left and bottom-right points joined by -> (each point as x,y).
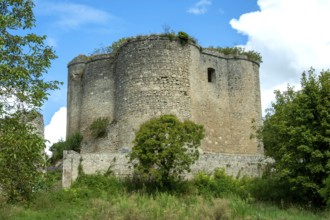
0,116 -> 45,202
247,169 -> 329,208
319,175 -> 330,208
71,173 -> 126,199
34,170 -> 63,192
129,114 -> 205,188
49,140 -> 66,163
194,169 -> 250,199
67,132 -> 83,152
50,132 -> 83,163
178,31 -> 189,45
89,117 -> 109,138
248,174 -> 294,206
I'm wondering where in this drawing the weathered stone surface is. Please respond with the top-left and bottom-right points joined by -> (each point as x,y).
63,35 -> 264,187
67,36 -> 262,154
27,112 -> 44,138
62,150 -> 268,188
62,150 -> 80,188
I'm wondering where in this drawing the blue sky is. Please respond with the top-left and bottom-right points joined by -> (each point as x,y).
36,0 -> 258,122
34,0 -> 330,148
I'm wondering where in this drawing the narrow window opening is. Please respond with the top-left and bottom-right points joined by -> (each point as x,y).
207,68 -> 215,82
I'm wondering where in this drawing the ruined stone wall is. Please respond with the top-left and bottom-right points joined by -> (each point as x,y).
26,112 -> 44,138
64,35 -> 264,187
190,48 -> 232,153
80,54 -> 115,139
67,36 -> 263,154
189,48 -> 262,154
67,55 -> 87,137
67,36 -> 262,154
227,58 -> 263,154
63,150 -> 267,188
114,36 -> 193,149
67,54 -> 117,153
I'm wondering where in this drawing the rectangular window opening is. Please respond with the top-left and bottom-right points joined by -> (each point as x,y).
208,68 -> 215,82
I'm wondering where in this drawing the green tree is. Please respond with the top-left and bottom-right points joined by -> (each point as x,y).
261,68 -> 330,206
0,1 -> 61,202
50,132 -> 83,163
0,114 -> 45,202
129,114 -> 205,187
0,0 -> 61,115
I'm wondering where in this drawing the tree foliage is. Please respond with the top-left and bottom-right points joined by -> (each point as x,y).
0,1 -> 61,202
50,132 -> 83,163
129,115 -> 205,186
0,0 -> 61,115
0,113 -> 45,202
261,68 -> 330,206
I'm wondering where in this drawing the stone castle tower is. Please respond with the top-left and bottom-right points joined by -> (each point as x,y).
67,35 -> 262,154
63,35 -> 264,187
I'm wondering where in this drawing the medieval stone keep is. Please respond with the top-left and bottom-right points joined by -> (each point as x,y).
63,35 -> 265,187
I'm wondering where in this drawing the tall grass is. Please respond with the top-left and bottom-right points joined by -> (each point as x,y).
0,171 -> 328,220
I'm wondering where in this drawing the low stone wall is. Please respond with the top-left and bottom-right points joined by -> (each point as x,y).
62,150 -> 269,188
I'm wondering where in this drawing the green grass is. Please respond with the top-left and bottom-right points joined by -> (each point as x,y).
0,173 -> 328,220
0,193 -> 231,220
229,196 -> 329,220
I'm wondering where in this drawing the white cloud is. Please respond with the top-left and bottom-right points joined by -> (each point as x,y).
36,1 -> 112,30
44,107 -> 67,155
230,0 -> 330,113
188,0 -> 212,15
261,81 -> 301,112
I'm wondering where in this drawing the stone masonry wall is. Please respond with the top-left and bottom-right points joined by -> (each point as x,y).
114,36 -> 192,149
64,35 -> 264,187
80,54 -> 115,139
227,58 -> 263,153
189,48 -> 262,153
62,150 -> 266,188
67,36 -> 262,154
190,48 -> 232,153
68,54 -> 118,153
67,55 -> 87,136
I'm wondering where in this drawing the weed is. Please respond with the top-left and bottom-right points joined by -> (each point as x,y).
208,46 -> 262,63
89,117 -> 109,138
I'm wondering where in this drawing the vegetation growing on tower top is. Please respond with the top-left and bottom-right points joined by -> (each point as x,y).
92,31 -> 198,55
207,46 -> 262,63
92,32 -> 262,63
